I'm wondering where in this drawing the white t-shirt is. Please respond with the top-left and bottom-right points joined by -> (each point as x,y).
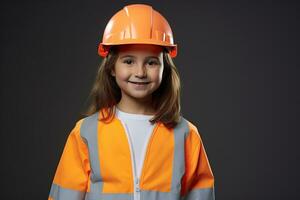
115,106 -> 156,178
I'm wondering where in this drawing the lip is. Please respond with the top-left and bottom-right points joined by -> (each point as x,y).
128,81 -> 150,90
128,81 -> 150,84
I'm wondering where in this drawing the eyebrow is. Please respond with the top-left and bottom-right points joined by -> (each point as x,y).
119,55 -> 160,59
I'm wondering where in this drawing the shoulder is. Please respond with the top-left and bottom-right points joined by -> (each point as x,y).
178,115 -> 202,144
69,111 -> 100,139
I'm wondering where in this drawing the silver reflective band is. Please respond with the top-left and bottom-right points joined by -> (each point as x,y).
171,116 -> 190,192
85,192 -> 132,200
49,183 -> 85,200
181,187 -> 215,200
80,112 -> 103,194
49,185 -> 214,200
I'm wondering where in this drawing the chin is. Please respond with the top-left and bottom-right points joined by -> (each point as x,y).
128,91 -> 152,99
131,93 -> 150,99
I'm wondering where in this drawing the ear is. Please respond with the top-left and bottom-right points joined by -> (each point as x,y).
111,70 -> 116,77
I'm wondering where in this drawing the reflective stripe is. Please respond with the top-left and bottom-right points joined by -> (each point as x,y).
171,116 -> 190,192
141,190 -> 181,200
85,192 -> 132,200
49,184 -> 213,200
49,182 -> 133,200
49,183 -> 85,200
80,112 -> 103,194
181,187 -> 215,200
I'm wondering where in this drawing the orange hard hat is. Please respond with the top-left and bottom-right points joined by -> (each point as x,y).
98,4 -> 177,58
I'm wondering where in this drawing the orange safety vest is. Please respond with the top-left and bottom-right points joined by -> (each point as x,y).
48,108 -> 215,200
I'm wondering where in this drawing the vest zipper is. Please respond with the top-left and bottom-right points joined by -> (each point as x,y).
135,178 -> 140,200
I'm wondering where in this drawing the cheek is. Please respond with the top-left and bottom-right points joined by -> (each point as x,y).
151,67 -> 164,82
115,68 -> 130,81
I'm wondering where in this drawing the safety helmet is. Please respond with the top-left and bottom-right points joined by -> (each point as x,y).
98,4 -> 177,58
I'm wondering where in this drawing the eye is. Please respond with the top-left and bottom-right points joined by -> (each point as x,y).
147,60 -> 160,66
123,59 -> 134,65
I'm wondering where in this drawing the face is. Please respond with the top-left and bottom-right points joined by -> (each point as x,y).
111,44 -> 164,102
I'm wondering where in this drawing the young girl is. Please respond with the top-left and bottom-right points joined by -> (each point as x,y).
48,4 -> 215,200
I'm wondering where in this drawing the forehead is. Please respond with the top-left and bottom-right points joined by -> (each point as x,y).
116,44 -> 163,56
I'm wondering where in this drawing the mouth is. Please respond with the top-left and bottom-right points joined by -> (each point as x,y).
128,81 -> 150,85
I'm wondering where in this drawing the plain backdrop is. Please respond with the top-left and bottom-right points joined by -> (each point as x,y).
1,0 -> 299,199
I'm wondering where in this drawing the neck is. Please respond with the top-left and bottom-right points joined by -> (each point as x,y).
116,95 -> 155,115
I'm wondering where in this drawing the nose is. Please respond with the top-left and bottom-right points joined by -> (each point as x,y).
134,64 -> 147,78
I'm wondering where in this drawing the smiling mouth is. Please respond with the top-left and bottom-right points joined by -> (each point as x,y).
128,81 -> 150,85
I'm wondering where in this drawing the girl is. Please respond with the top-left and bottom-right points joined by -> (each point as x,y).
48,4 -> 215,200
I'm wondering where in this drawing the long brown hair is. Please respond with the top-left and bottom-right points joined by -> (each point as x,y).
80,46 -> 181,129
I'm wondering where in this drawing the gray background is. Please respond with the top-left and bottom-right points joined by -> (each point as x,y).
1,0 -> 299,199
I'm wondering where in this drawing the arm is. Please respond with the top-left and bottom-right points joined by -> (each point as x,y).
48,119 -> 90,200
181,122 -> 215,200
